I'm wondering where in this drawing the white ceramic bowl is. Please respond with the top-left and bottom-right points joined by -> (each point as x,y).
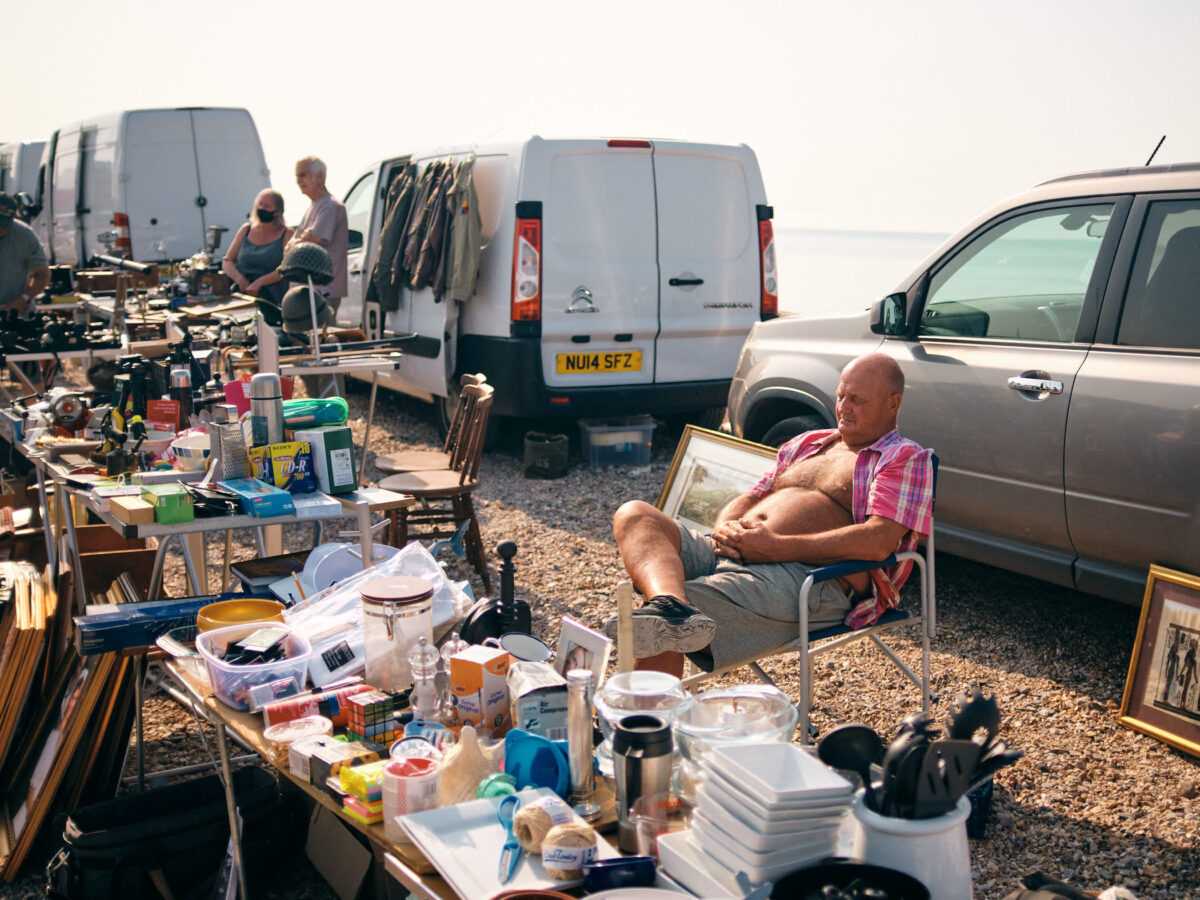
171,434 -> 211,470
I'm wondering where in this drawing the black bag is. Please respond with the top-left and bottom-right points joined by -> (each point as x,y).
47,766 -> 283,900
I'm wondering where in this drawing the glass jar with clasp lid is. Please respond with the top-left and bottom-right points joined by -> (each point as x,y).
360,575 -> 434,692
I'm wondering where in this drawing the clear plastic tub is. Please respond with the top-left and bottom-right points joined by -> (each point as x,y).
196,622 -> 312,711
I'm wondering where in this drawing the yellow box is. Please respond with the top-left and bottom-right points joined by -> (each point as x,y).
110,495 -> 156,526
339,759 -> 388,801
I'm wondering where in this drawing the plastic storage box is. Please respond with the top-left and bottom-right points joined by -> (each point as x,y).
196,622 -> 312,711
578,415 -> 655,466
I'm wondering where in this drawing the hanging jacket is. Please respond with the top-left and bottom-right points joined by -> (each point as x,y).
400,161 -> 446,286
411,162 -> 455,292
369,163 -> 417,312
447,158 -> 483,303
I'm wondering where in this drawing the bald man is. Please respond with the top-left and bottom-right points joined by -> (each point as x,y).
610,353 -> 935,677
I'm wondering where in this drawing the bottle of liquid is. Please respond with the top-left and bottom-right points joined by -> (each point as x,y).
249,372 -> 285,447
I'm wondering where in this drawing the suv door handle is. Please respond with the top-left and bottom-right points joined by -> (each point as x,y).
669,277 -> 704,286
1007,376 -> 1063,395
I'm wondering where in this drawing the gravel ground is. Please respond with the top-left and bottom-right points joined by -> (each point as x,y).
4,382 -> 1198,898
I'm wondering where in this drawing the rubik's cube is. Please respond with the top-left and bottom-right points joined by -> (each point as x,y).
344,690 -> 396,743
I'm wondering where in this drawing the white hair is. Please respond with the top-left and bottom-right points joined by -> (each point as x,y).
297,156 -> 327,177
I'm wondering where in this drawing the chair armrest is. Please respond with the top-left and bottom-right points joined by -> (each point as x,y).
807,556 -> 898,584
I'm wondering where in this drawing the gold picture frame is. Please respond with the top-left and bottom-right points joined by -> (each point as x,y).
1118,564 -> 1200,758
656,426 -> 776,527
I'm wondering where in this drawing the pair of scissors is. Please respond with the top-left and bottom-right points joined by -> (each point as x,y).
497,794 -> 522,883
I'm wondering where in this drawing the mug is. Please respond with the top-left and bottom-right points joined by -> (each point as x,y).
483,632 -> 554,663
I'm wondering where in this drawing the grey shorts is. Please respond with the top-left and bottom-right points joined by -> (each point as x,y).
675,523 -> 853,671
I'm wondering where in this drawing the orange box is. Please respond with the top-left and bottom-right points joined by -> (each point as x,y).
449,645 -> 510,737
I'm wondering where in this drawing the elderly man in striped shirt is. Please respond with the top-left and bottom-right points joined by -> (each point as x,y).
610,353 -> 934,677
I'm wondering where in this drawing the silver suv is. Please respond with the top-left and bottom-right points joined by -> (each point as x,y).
727,163 -> 1200,605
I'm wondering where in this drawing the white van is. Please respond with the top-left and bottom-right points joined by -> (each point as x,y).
341,136 -> 775,428
31,107 -> 269,265
0,140 -> 46,209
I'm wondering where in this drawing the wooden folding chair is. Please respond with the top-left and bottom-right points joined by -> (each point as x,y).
378,384 -> 495,591
615,442 -> 937,746
373,373 -> 487,475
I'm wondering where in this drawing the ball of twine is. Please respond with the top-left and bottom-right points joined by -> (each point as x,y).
540,822 -> 598,881
513,796 -> 572,853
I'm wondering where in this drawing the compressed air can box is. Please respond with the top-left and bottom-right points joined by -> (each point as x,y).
292,426 -> 357,494
507,661 -> 569,741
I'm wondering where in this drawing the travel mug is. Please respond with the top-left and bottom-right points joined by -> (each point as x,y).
612,713 -> 673,852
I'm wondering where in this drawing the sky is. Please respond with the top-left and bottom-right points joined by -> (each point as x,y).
6,0 -> 1200,237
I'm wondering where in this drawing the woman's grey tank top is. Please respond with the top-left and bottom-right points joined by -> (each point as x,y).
235,228 -> 287,305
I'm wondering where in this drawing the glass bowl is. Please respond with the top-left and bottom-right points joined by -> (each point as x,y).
594,671 -> 688,775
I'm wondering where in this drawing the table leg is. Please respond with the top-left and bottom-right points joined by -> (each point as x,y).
147,534 -> 175,603
62,491 -> 86,614
359,371 -> 379,486
182,531 -> 207,595
34,462 -> 56,574
357,501 -> 373,571
134,656 -> 146,791
215,721 -> 250,900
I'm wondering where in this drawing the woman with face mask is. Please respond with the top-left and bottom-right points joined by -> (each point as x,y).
222,188 -> 294,304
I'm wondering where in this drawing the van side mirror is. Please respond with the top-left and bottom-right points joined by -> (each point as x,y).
348,229 -> 363,251
870,293 -> 907,335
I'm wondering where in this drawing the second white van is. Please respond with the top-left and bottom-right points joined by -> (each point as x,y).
0,140 -> 46,210
341,136 -> 776,429
31,107 -> 269,265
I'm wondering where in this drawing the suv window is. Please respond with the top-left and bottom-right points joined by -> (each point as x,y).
1117,199 -> 1200,350
921,203 -> 1113,341
343,172 -> 376,252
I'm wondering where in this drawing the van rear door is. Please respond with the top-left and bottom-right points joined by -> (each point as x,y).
190,109 -> 269,258
532,139 -> 660,390
124,109 -> 267,260
652,142 -> 763,383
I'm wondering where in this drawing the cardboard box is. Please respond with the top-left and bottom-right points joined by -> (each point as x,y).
449,645 -> 511,736
140,483 -> 194,524
217,477 -> 295,518
305,805 -> 371,900
110,495 -> 156,526
507,661 -> 569,741
251,441 -> 316,493
292,425 -> 357,494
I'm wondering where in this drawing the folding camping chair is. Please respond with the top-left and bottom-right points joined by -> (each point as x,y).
615,444 -> 937,746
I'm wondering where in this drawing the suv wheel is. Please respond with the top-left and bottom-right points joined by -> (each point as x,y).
761,414 -> 826,447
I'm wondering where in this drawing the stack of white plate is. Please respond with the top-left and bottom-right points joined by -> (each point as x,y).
692,742 -> 855,884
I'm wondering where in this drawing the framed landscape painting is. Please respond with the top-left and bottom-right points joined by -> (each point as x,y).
656,426 -> 776,531
1119,564 -> 1200,758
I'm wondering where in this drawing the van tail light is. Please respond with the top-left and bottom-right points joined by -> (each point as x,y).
113,212 -> 133,258
511,201 -> 543,324
757,205 -> 777,319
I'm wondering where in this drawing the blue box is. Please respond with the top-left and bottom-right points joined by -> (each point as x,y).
217,478 -> 296,518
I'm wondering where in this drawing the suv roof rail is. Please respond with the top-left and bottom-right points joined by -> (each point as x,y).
1039,161 -> 1200,186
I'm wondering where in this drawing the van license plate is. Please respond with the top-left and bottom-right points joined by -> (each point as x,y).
556,351 -> 642,374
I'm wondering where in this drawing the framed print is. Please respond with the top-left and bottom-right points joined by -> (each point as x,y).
1118,564 -> 1200,757
555,616 -> 612,685
656,426 -> 776,530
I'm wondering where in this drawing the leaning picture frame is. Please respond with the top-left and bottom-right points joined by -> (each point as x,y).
656,426 -> 777,529
1118,564 -> 1200,758
555,616 -> 612,685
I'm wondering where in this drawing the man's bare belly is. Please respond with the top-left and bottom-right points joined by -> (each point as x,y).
743,486 -> 853,535
740,487 -> 869,594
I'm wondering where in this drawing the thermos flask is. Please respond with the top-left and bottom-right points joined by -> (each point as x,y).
612,713 -> 673,853
249,372 -> 285,447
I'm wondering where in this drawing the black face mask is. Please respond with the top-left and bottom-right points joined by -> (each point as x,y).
256,208 -> 276,223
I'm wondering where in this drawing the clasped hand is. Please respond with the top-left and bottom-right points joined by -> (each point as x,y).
711,517 -> 783,563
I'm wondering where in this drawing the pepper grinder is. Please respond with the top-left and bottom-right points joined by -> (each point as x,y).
567,668 -> 601,823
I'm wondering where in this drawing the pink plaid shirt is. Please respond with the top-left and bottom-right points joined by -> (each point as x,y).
749,428 -> 934,628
